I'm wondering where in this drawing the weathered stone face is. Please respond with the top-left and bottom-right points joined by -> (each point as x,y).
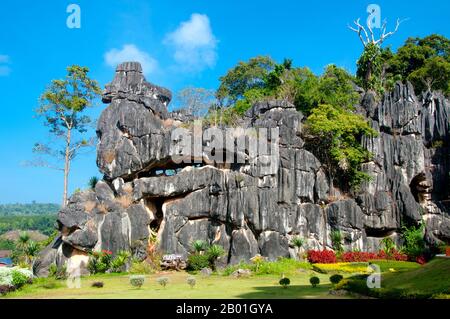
33,62 -> 450,276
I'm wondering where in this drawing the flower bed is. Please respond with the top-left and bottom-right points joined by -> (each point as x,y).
307,249 -> 408,264
306,250 -> 337,264
0,267 -> 33,294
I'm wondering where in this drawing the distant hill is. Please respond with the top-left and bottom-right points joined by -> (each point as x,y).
0,203 -> 60,216
0,230 -> 48,242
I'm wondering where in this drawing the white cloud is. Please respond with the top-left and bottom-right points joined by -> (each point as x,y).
0,55 -> 11,76
164,13 -> 218,71
104,44 -> 158,75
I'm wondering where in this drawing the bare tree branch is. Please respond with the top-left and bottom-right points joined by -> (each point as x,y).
349,18 -> 369,46
375,18 -> 407,45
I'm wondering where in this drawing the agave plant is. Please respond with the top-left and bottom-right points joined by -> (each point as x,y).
191,240 -> 207,254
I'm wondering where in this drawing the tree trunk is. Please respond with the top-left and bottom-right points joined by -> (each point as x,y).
63,129 -> 72,207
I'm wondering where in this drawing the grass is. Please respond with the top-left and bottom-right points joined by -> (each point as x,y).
339,257 -> 450,298
2,271 -> 348,299
221,258 -> 312,276
381,258 -> 450,294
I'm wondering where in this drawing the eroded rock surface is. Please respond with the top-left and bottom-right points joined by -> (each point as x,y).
34,62 -> 450,276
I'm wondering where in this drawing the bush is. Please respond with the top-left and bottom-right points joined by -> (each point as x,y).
310,276 -> 320,288
330,274 -> 344,285
129,260 -> 155,274
191,240 -> 207,254
401,224 -> 426,260
48,264 -> 67,280
307,250 -> 337,264
88,250 -> 113,274
187,254 -> 210,271
91,281 -> 104,288
129,275 -> 145,288
279,277 -> 291,288
206,244 -> 225,270
186,276 -> 196,288
110,250 -> 131,273
11,270 -> 30,288
330,230 -> 343,253
0,267 -> 33,290
157,276 -> 169,288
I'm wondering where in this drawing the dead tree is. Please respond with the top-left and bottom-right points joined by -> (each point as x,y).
349,17 -> 404,47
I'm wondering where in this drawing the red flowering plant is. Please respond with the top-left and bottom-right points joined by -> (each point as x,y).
307,250 -> 337,264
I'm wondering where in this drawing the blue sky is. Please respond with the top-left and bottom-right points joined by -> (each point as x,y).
0,0 -> 448,204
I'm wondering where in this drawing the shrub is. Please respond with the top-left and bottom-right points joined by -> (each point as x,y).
250,254 -> 265,271
48,264 -> 67,280
380,237 -> 396,255
187,254 -> 210,271
88,250 -> 113,274
279,277 -> 291,288
129,260 -> 155,274
157,276 -> 169,288
330,230 -> 343,253
310,276 -> 320,288
401,224 -> 426,260
191,240 -> 207,254
186,276 -> 196,288
330,274 -> 344,285
307,250 -> 337,264
0,267 -> 33,290
110,250 -> 131,273
91,281 -> 104,288
11,270 -> 30,288
206,244 -> 225,270
129,275 -> 145,288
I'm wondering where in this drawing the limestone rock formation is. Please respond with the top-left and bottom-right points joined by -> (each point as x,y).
33,62 -> 450,276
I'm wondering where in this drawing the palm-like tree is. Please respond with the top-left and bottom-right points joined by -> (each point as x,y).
24,241 -> 40,265
17,232 -> 30,250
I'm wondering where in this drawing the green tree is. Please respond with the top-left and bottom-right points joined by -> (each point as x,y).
304,104 -> 378,191
31,66 -> 101,206
217,56 -> 275,106
384,34 -> 450,95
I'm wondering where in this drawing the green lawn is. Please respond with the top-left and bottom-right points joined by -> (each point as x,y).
381,257 -> 450,295
339,257 -> 450,298
3,271 -> 349,299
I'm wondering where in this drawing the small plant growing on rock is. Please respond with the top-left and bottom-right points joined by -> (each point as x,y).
331,230 -> 343,253
279,277 -> 291,289
157,276 -> 169,288
330,274 -> 343,286
129,275 -> 145,288
310,276 -> 320,288
186,276 -> 196,289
